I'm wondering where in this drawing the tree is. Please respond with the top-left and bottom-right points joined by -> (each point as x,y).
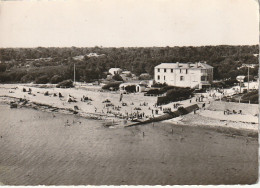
35,75 -> 49,84
56,80 -> 74,88
21,74 -> 34,83
50,75 -> 63,84
112,74 -> 124,81
0,64 -> 7,72
125,85 -> 136,93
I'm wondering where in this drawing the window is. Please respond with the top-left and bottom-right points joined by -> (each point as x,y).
158,68 -> 160,72
180,76 -> 184,81
164,69 -> 167,73
201,69 -> 206,73
186,69 -> 188,74
164,76 -> 166,80
171,69 -> 173,73
180,69 -> 181,73
158,75 -> 160,80
201,76 -> 207,81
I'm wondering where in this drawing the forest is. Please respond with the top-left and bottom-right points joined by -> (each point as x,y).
0,45 -> 258,83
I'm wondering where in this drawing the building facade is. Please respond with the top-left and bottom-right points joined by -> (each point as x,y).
154,62 -> 213,89
108,68 -> 122,75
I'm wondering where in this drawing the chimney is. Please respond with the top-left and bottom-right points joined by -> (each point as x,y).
188,63 -> 191,68
195,62 -> 198,68
176,62 -> 179,67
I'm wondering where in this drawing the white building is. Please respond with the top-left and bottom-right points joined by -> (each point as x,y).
154,62 -> 213,89
108,68 -> 122,75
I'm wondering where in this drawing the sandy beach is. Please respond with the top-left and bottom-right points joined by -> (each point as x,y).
0,84 -> 258,132
0,104 -> 258,185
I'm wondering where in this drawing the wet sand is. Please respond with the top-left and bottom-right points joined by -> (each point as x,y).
0,104 -> 258,185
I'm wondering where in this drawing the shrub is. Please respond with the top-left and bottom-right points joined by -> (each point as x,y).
102,82 -> 121,90
0,64 -> 7,72
112,74 -> 124,81
157,87 -> 193,105
0,73 -> 12,83
56,79 -> 74,88
125,85 -> 136,93
50,75 -> 63,84
151,82 -> 168,88
146,89 -> 162,95
139,73 -> 151,80
21,74 -> 34,83
242,90 -> 258,104
34,75 -> 49,84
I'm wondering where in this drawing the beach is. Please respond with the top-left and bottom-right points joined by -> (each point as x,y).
0,84 -> 258,131
0,104 -> 258,185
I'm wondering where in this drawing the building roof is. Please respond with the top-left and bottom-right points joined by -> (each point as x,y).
154,62 -> 213,69
109,68 -> 122,71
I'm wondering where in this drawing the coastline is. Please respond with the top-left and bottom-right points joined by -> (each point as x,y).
0,83 -> 258,134
0,103 -> 258,185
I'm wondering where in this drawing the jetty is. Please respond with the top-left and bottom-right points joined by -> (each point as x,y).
125,104 -> 199,127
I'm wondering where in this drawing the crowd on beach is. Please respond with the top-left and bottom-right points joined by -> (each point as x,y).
0,84 -> 257,128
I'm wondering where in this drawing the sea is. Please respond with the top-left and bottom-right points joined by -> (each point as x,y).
0,104 -> 258,185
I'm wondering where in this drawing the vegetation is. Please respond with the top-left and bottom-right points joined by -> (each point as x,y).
0,45 -> 258,83
146,85 -> 182,95
241,90 -> 258,104
125,85 -> 136,93
102,82 -> 121,90
211,79 -> 239,89
35,75 -> 49,84
50,75 -> 63,84
157,87 -> 193,105
56,80 -> 74,88
112,74 -> 124,81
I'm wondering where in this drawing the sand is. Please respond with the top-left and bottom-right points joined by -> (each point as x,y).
0,104 -> 258,185
0,84 -> 258,132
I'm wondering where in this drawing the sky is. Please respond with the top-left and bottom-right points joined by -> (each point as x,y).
0,0 -> 259,47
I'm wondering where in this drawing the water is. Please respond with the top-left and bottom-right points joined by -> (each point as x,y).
0,104 -> 258,185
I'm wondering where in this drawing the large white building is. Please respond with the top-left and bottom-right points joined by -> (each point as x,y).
154,62 -> 213,89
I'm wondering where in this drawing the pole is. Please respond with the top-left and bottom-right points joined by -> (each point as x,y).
247,66 -> 249,93
74,63 -> 76,84
239,81 -> 241,93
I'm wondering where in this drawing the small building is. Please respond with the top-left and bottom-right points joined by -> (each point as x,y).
109,68 -> 122,76
136,84 -> 146,92
119,81 -> 147,93
121,71 -> 131,75
154,62 -> 213,89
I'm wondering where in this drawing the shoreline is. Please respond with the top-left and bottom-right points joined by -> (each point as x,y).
0,95 -> 115,122
0,83 -> 258,133
0,94 -> 258,137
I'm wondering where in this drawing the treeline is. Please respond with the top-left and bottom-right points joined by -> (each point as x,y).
0,45 -> 258,83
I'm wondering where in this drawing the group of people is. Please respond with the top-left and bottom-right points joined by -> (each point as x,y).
224,109 -> 242,115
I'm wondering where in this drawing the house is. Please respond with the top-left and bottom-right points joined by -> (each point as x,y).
109,68 -> 122,75
154,62 -> 213,89
136,84 -> 146,92
119,81 -> 148,93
